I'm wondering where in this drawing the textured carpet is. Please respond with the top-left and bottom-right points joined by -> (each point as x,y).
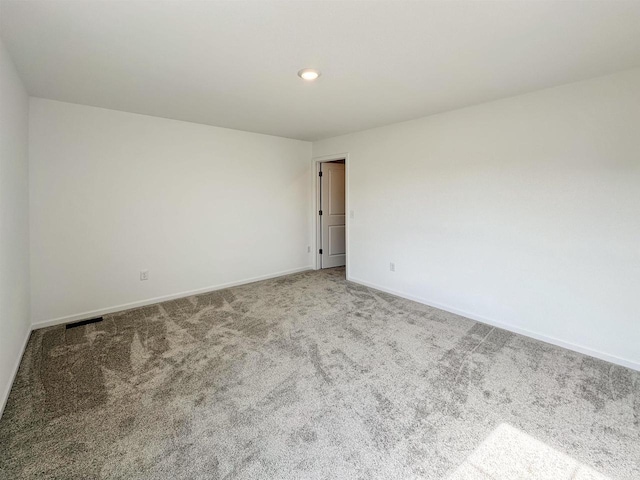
0,267 -> 638,479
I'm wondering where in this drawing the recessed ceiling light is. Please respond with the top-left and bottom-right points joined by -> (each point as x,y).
298,68 -> 320,81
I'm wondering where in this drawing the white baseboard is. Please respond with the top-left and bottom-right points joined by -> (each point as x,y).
1,325 -> 32,418
347,275 -> 640,372
32,266 -> 313,330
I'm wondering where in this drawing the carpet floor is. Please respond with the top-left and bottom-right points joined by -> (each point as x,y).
0,267 -> 638,479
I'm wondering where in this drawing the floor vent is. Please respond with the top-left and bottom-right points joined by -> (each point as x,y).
65,316 -> 104,329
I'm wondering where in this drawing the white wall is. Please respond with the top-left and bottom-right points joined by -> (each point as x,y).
313,68 -> 640,370
29,99 -> 312,325
0,39 -> 31,414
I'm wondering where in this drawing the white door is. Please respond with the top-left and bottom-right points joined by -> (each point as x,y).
320,162 -> 346,268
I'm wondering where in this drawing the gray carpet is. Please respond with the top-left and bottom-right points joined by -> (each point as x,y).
0,267 -> 638,479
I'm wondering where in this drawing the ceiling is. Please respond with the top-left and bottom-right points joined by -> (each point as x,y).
2,1 -> 640,141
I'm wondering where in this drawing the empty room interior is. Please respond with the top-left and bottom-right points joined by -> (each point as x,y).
1,1 -> 639,479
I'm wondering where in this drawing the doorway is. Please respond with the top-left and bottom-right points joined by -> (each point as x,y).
317,159 -> 346,269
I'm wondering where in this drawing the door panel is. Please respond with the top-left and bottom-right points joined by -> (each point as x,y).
329,225 -> 346,255
328,168 -> 345,215
321,162 -> 346,268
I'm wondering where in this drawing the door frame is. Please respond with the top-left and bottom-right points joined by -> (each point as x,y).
312,153 -> 349,274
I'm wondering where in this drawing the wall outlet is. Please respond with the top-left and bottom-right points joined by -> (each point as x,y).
140,270 -> 149,281
350,210 -> 355,219
307,246 -> 311,253
390,262 -> 395,272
